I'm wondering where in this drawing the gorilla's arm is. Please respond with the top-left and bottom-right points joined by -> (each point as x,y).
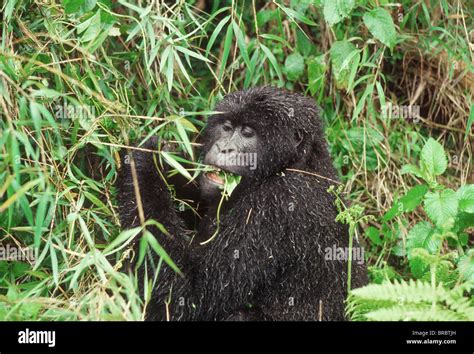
116,138 -> 195,319
116,138 -> 184,235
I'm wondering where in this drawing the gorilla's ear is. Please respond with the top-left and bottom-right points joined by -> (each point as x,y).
294,129 -> 304,148
291,129 -> 311,168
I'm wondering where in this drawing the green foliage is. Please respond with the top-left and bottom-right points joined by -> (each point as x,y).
348,279 -> 474,321
285,53 -> 305,81
351,139 -> 474,321
362,8 -> 396,49
424,189 -> 458,227
328,184 -> 374,291
329,40 -> 359,90
0,0 -> 472,321
322,0 -> 355,26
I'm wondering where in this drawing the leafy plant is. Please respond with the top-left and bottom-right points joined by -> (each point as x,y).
349,139 -> 474,321
348,279 -> 474,321
0,0 -> 471,321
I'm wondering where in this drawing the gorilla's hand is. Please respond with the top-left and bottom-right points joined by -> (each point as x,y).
116,137 -> 174,229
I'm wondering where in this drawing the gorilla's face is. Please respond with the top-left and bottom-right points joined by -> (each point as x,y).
199,87 -> 323,200
200,119 -> 258,198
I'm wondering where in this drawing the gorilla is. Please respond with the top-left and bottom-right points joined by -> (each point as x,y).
116,86 -> 368,321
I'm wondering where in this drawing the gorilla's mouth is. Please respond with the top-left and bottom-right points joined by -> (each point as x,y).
204,167 -> 241,190
205,170 -> 225,185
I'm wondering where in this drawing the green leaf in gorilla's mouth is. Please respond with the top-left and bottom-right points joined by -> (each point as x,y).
205,167 -> 242,194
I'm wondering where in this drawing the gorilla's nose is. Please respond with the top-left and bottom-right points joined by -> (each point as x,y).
220,147 -> 236,154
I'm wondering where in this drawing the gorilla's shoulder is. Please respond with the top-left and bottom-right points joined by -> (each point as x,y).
228,171 -> 340,221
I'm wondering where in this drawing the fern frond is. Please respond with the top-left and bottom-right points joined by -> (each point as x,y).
364,304 -> 464,321
349,279 -> 447,303
443,291 -> 474,320
347,279 -> 474,321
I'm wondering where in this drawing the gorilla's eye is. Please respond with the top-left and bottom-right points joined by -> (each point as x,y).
222,123 -> 233,132
241,126 -> 255,138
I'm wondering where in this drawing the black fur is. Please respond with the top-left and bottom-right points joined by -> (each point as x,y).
116,87 -> 368,321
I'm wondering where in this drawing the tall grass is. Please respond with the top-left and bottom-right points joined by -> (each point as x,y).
0,0 -> 472,320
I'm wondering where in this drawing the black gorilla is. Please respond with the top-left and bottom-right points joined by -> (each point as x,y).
116,86 -> 368,321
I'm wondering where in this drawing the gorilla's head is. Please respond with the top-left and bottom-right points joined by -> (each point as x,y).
200,86 -> 328,199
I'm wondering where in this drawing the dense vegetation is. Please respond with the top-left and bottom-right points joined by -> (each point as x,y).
0,0 -> 472,320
